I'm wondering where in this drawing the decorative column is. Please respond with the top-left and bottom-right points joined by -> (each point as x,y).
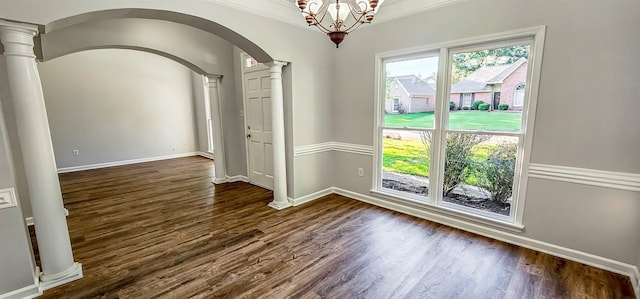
266,61 -> 291,210
207,75 -> 227,184
0,20 -> 82,290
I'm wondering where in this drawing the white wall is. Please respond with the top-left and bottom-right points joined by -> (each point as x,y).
38,49 -> 199,168
0,62 -> 39,296
0,59 -> 32,219
330,0 -> 640,266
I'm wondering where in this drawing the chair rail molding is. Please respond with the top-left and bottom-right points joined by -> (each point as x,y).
528,163 -> 640,192
0,188 -> 17,210
294,142 -> 374,157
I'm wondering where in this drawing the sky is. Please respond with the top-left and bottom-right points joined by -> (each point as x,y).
385,56 -> 439,77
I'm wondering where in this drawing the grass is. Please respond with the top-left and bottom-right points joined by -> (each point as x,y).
383,139 -> 430,177
383,138 -> 495,185
384,111 -> 522,131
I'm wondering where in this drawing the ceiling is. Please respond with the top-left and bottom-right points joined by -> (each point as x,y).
208,0 -> 468,29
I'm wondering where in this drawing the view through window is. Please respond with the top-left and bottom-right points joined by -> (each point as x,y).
379,42 -> 532,221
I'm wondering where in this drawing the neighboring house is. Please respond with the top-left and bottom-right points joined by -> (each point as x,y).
386,75 -> 437,113
450,57 -> 528,110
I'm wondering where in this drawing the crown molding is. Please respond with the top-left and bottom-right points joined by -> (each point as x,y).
206,0 -> 310,29
373,0 -> 469,24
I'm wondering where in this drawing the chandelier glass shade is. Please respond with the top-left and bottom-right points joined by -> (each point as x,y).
295,0 -> 385,47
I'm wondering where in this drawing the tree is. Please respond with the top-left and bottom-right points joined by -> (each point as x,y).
451,45 -> 530,84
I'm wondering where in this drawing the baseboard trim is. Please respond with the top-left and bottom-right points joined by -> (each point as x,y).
197,151 -> 215,160
301,187 -> 639,292
226,175 -> 249,183
633,266 -> 640,298
0,284 -> 41,299
212,177 -> 228,184
26,208 -> 68,226
57,152 -> 199,173
289,187 -> 334,206
529,163 -> 640,192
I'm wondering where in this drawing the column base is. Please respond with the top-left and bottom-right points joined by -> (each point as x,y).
39,262 -> 83,292
268,200 -> 292,210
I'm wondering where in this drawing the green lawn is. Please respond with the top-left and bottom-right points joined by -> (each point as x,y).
384,111 -> 522,131
383,138 -> 495,185
383,139 -> 430,177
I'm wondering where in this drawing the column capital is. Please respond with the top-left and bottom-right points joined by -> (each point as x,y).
206,76 -> 219,88
0,20 -> 39,58
266,60 -> 288,69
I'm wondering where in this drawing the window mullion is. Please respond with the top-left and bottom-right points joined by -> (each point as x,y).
429,48 -> 450,205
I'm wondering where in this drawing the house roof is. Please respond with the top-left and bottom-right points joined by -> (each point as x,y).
451,58 -> 527,93
394,75 -> 437,96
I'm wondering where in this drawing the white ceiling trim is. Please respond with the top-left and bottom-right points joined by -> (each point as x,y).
374,0 -> 470,24
206,0 -> 470,30
206,0 -> 309,29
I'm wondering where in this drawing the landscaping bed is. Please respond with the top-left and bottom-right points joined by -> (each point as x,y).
382,172 -> 510,216
442,194 -> 510,216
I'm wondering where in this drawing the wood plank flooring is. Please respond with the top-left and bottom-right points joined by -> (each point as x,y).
36,156 -> 635,298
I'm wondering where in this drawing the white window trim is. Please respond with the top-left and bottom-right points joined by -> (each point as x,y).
372,26 -> 546,229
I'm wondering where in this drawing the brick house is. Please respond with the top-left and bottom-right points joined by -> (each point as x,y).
386,75 -> 437,113
450,57 -> 527,110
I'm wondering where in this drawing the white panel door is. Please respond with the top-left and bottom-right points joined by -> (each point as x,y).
244,68 -> 273,189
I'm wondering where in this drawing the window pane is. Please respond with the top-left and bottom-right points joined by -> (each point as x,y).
384,56 -> 439,129
381,129 -> 431,199
449,44 -> 530,131
442,133 -> 518,216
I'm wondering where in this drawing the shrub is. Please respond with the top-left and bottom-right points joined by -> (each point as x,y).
462,106 -> 470,110
397,103 -> 407,114
498,104 -> 509,110
471,100 -> 485,110
476,144 -> 517,202
478,103 -> 490,111
449,101 -> 455,111
420,132 -> 490,196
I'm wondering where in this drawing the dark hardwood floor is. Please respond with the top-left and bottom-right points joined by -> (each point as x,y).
35,156 -> 634,298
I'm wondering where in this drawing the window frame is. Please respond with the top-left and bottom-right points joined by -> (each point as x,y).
371,26 -> 546,230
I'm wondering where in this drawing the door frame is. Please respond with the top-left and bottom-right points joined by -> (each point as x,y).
240,52 -> 273,190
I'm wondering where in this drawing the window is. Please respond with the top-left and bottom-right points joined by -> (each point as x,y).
514,83 -> 525,107
392,98 -> 400,112
462,93 -> 473,107
375,29 -> 543,226
245,56 -> 259,68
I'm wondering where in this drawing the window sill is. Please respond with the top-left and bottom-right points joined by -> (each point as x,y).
369,189 -> 525,233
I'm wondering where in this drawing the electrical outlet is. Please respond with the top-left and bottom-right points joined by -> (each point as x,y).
358,168 -> 364,177
72,149 -> 79,156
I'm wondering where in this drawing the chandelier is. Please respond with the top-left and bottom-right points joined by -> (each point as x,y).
295,0 -> 385,48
